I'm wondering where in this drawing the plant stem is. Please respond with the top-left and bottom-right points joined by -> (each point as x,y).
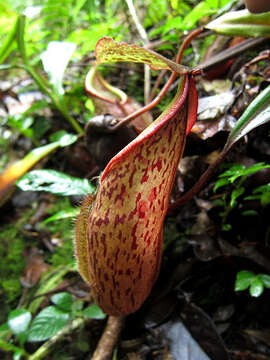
54,96 -> 84,135
197,37 -> 266,73
91,316 -> 125,360
16,16 -> 84,135
0,339 -> 29,359
125,0 -> 151,104
168,146 -> 230,214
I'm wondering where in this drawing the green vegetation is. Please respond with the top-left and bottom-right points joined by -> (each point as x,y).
235,271 -> 270,297
214,162 -> 270,230
0,225 -> 26,308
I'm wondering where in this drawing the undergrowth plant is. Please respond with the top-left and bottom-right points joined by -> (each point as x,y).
0,292 -> 106,360
235,271 -> 270,298
214,162 -> 270,230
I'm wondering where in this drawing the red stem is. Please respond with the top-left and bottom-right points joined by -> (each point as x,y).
167,145 -> 231,214
110,28 -> 203,131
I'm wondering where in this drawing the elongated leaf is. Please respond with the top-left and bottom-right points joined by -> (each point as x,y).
259,274 -> 270,288
17,170 -> 95,196
49,131 -> 77,147
225,85 -> 270,151
182,2 -> 215,30
206,9 -> 270,37
219,163 -> 270,183
43,207 -> 79,224
27,306 -> 69,342
213,178 -> 230,192
40,41 -> 76,95
0,132 -> 77,205
230,187 -> 244,207
95,37 -> 189,74
0,142 -> 58,204
0,64 -> 13,70
75,74 -> 198,316
248,184 -> 270,206
0,16 -> 18,64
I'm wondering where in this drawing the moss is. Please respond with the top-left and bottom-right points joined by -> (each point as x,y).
49,231 -> 75,268
0,136 -> 10,173
0,225 -> 25,308
38,198 -> 76,268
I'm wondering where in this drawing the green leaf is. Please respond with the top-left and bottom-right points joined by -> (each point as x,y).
0,64 -> 13,70
259,274 -> 270,289
43,207 -> 79,224
235,270 -> 255,291
51,292 -> 73,312
13,349 -> 24,360
0,322 -> 10,338
49,130 -> 77,147
17,170 -> 95,196
85,98 -> 95,115
7,115 -> 34,138
40,41 -> 76,95
0,339 -> 26,359
226,85 -> 270,151
230,187 -> 244,207
16,15 -> 28,64
0,15 -> 18,64
241,210 -> 258,216
82,304 -> 106,320
222,223 -> 231,231
8,309 -> 32,336
219,163 -> 270,183
27,306 -> 69,342
181,2 -> 215,30
213,177 -> 230,192
253,184 -> 270,194
160,16 -> 183,35
249,278 -> 264,297
219,164 -> 245,182
95,37 -> 189,74
261,192 -> 270,207
252,184 -> 270,206
71,300 -> 84,313
206,9 -> 270,37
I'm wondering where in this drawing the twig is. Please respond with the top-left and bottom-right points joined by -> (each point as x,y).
125,0 -> 151,104
197,37 -> 267,73
91,316 -> 125,360
168,146 -> 230,214
125,0 -> 148,43
218,238 -> 270,272
25,281 -> 77,308
149,69 -> 167,102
